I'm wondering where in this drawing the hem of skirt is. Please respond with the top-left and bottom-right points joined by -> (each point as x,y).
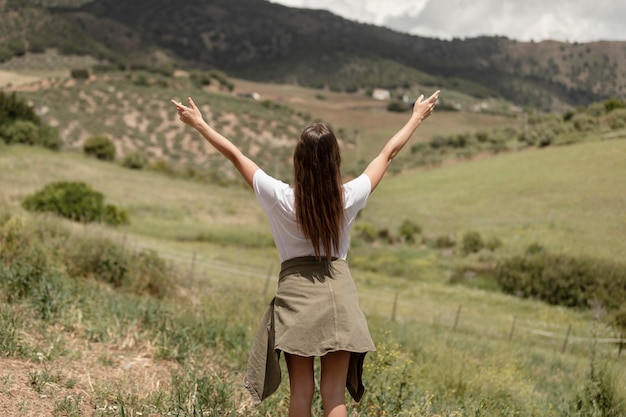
275,344 -> 376,357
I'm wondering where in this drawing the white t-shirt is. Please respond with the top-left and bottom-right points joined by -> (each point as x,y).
253,169 -> 371,262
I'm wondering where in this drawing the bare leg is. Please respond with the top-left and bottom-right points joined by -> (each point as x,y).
320,351 -> 350,417
285,353 -> 315,417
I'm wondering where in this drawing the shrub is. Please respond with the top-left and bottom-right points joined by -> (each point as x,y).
607,108 -> 626,130
1,121 -> 61,150
494,252 -> 626,312
64,236 -> 169,297
1,120 -> 40,145
461,231 -> 484,255
37,125 -> 62,150
570,113 -> 597,132
399,219 -> 422,243
387,101 -> 408,113
429,234 -> 456,249
70,69 -> 90,80
122,151 -> 148,170
83,135 -> 116,161
21,181 -> 129,226
355,223 -> 377,243
0,91 -> 40,126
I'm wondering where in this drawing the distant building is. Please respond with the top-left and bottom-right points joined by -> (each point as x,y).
238,92 -> 261,100
372,88 -> 391,101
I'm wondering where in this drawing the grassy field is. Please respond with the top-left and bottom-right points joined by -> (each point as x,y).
1,137 -> 625,415
1,68 -> 625,415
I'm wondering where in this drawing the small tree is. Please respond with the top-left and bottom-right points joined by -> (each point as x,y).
83,135 -> 116,161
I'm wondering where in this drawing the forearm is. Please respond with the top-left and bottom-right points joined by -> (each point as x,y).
379,113 -> 424,162
193,119 -> 241,163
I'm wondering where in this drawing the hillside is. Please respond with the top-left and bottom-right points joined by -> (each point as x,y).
1,138 -> 625,415
1,0 -> 626,110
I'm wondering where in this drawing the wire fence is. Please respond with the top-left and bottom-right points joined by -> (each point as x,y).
130,240 -> 625,360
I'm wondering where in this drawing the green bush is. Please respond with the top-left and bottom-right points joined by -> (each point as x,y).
570,113 -> 597,132
0,91 -> 40,126
37,125 -> 62,150
22,181 -> 128,226
0,121 -> 61,150
83,135 -> 116,161
461,231 -> 484,255
355,223 -> 378,243
607,108 -> 626,130
387,101 -> 408,113
430,234 -> 456,249
70,68 -> 90,80
1,120 -> 40,145
122,151 -> 148,170
64,236 -> 169,297
399,219 -> 422,243
494,252 -> 626,312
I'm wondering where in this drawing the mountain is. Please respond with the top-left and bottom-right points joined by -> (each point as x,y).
2,0 -> 626,110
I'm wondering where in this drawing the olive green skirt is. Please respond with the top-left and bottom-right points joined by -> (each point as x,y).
245,256 -> 376,405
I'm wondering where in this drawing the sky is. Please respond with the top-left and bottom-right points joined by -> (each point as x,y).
269,0 -> 626,43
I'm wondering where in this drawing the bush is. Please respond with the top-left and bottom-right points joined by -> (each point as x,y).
494,252 -> 626,312
461,231 -> 484,255
22,181 -> 128,226
570,113 -> 597,132
0,91 -> 40,126
70,68 -> 90,80
64,236 -> 169,297
607,108 -> 626,130
399,219 -> 422,243
122,151 -> 148,169
387,101 -> 408,113
1,121 -> 62,150
83,135 -> 116,161
1,120 -> 40,145
37,125 -> 62,150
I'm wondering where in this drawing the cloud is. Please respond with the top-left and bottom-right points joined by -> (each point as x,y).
269,0 -> 626,42
384,0 -> 626,42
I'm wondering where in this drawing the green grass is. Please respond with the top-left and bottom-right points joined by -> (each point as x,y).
365,139 -> 626,261
0,67 -> 626,417
1,98 -> 626,415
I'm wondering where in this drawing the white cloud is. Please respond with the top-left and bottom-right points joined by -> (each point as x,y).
268,0 -> 626,42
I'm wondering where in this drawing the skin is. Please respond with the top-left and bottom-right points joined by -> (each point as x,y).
171,89 -> 439,417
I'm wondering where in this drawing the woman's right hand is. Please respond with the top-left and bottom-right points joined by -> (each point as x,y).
412,90 -> 440,122
171,97 -> 205,129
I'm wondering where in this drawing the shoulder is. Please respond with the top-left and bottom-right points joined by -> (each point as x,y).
343,174 -> 371,209
344,174 -> 371,194
253,169 -> 292,206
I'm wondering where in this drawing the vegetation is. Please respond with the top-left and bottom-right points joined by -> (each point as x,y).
3,0 -> 626,110
0,91 -> 61,150
22,181 -> 129,226
0,38 -> 625,414
83,135 -> 116,161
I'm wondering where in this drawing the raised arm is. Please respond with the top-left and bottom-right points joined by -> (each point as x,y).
171,97 -> 259,189
363,90 -> 439,192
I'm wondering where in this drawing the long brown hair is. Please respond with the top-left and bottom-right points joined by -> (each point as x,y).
293,123 -> 344,260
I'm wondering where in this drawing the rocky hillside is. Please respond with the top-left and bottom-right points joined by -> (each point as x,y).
1,0 -> 626,110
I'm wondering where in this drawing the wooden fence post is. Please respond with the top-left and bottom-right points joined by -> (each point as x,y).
391,292 -> 399,322
189,251 -> 196,282
453,305 -> 462,331
508,316 -> 516,341
561,324 -> 572,354
619,330 -> 624,358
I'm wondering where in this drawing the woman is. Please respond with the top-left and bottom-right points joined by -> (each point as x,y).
171,89 -> 439,417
